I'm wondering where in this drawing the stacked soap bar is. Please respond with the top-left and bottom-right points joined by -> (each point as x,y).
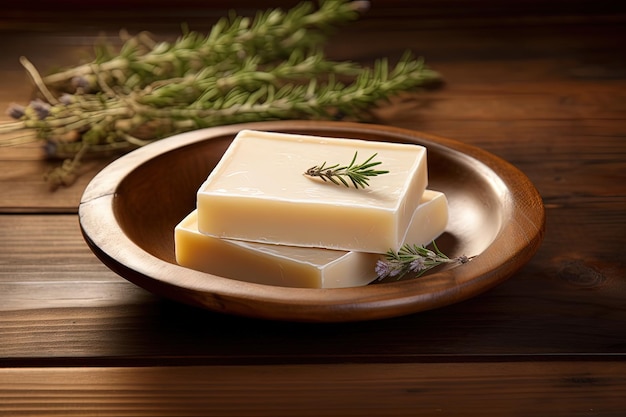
196,129 -> 428,253
176,190 -> 449,288
175,129 -> 448,288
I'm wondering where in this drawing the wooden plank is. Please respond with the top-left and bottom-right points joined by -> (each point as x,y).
0,215 -> 125,284
1,362 -> 625,416
0,160 -> 108,212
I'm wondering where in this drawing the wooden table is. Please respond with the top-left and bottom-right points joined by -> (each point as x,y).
1,1 -> 625,415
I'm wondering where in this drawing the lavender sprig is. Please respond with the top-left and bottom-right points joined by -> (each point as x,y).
376,241 -> 471,280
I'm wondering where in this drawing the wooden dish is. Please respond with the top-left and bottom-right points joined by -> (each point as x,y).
79,121 -> 545,322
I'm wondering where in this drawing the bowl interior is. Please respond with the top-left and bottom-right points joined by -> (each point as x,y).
113,127 -> 505,268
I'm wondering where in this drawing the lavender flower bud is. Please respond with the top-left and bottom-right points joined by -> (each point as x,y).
409,258 -> 425,273
71,76 -> 91,91
6,103 -> 25,119
375,260 -> 391,278
43,141 -> 57,157
387,261 -> 403,277
59,94 -> 75,105
30,99 -> 51,120
458,255 -> 470,264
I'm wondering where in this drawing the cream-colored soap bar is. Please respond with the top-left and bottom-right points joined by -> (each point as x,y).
197,129 -> 428,254
176,190 -> 448,288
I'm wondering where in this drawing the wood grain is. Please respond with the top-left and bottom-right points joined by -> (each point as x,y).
1,362 -> 625,417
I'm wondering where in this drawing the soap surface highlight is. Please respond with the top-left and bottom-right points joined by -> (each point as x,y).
197,129 -> 428,253
176,190 -> 448,288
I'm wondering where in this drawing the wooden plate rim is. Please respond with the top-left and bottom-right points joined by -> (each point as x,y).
78,120 -> 545,322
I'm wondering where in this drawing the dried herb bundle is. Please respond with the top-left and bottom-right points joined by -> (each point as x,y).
1,0 -> 441,188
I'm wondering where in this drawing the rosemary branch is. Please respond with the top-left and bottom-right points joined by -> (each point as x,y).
1,0 -> 442,189
376,242 -> 472,281
41,0 -> 368,93
304,152 -> 388,189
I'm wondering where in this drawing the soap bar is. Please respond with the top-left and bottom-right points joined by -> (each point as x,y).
176,190 -> 448,288
197,129 -> 428,253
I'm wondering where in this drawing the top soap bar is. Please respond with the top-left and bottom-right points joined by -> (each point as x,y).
197,129 -> 428,253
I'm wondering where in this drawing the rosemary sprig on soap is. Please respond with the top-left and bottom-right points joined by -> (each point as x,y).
376,241 -> 472,280
304,152 -> 388,189
0,0 -> 442,189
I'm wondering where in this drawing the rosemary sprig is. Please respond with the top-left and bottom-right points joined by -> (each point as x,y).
375,241 -> 472,281
304,152 -> 389,189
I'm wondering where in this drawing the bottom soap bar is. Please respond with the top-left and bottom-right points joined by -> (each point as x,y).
175,190 -> 449,288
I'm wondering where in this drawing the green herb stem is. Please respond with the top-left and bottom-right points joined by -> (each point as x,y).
376,242 -> 472,281
304,152 -> 389,189
41,0 -> 365,92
